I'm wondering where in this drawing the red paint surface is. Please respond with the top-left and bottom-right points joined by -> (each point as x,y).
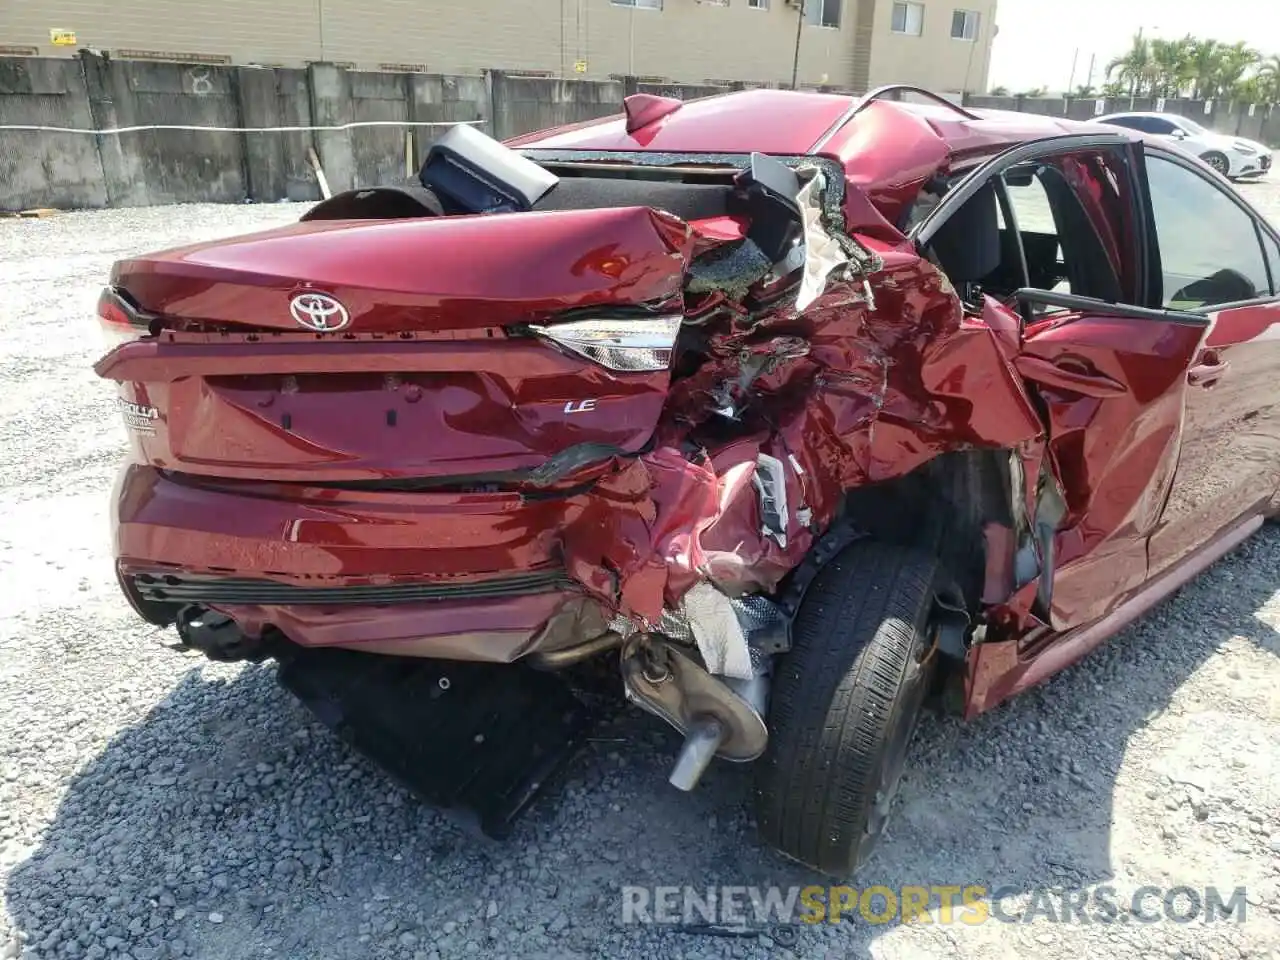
97,90 -> 1280,720
110,206 -> 692,333
104,215 -> 1048,651
505,88 -> 855,156
100,341 -> 672,482
1013,312 -> 1207,629
966,514 -> 1264,717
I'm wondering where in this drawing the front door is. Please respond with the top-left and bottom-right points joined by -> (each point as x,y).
914,135 -> 1213,632
1140,148 -> 1280,574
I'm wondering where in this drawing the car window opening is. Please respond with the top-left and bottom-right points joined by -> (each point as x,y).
923,150 -> 1134,319
1145,153 -> 1273,309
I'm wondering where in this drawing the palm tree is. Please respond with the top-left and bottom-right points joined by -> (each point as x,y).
1188,39 -> 1222,99
1150,36 -> 1195,97
1072,84 -> 1097,98
1100,34 -> 1273,104
1107,33 -> 1154,97
1258,55 -> 1280,102
1215,42 -> 1261,100
1235,76 -> 1266,104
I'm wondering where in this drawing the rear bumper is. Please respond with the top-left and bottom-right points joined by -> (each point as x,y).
113,465 -> 613,659
130,568 -> 575,606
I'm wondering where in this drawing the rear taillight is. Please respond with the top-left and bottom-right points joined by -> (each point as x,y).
96,287 -> 151,350
529,315 -> 682,372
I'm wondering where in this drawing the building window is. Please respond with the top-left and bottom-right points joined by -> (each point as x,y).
804,0 -> 842,28
748,0 -> 769,8
891,2 -> 925,35
611,0 -> 662,9
951,9 -> 980,40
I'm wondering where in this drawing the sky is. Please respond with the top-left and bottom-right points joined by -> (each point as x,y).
988,0 -> 1280,93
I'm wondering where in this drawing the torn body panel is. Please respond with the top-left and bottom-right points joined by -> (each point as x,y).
577,174 -> 1048,636
963,306 -> 1210,716
102,149 -> 1052,694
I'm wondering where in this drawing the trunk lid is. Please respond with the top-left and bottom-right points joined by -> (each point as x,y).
97,206 -> 693,484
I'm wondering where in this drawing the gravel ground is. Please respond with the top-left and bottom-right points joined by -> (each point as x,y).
3,185 -> 1280,960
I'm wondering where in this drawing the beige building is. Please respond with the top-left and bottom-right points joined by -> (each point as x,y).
1,0 -> 996,93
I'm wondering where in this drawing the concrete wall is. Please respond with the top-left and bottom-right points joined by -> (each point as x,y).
83,57 -> 247,206
0,56 -> 743,211
0,57 -> 106,210
4,54 -> 1279,213
0,56 -> 491,210
964,94 -> 1280,148
489,74 -> 625,142
235,67 -> 317,203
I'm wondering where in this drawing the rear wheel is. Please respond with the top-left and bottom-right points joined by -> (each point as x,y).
755,541 -> 941,878
1201,151 -> 1230,176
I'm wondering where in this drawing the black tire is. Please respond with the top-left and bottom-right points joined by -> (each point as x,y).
755,541 -> 941,878
1201,151 -> 1230,176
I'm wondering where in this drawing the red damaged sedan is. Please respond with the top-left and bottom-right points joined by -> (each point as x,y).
95,86 -> 1280,877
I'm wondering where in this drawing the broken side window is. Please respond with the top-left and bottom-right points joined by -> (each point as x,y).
931,149 -> 1135,318
999,167 -> 1064,295
1013,155 -> 1128,306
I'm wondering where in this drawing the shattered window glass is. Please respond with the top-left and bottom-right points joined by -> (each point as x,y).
999,158 -> 1129,304
1002,171 -> 1072,301
1146,155 -> 1269,308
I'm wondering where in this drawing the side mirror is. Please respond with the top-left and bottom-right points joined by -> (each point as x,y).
1170,128 -> 1188,140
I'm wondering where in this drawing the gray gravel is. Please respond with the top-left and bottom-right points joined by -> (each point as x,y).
3,191 -> 1280,960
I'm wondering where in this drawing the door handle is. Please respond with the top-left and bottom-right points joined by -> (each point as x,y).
1188,357 -> 1230,386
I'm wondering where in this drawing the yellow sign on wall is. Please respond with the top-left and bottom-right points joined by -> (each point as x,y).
49,28 -> 77,46
574,60 -> 588,74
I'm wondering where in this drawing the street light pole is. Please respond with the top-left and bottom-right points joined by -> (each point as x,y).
791,1 -> 805,90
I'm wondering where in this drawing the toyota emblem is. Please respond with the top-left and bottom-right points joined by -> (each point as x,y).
289,292 -> 350,332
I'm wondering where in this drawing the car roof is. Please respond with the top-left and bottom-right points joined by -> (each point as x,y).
506,88 -> 858,156
885,100 -> 1123,160
510,89 -> 1121,156
509,89 -> 1139,220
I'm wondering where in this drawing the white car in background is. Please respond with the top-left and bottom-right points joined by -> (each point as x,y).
1096,111 -> 1272,181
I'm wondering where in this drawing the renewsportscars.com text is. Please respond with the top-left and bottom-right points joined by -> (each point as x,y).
621,884 -> 1251,926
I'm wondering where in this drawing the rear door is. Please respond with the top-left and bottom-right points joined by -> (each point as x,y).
1140,147 -> 1280,574
916,135 -> 1209,631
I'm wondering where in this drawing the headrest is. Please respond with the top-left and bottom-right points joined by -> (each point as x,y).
928,180 -> 1001,284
